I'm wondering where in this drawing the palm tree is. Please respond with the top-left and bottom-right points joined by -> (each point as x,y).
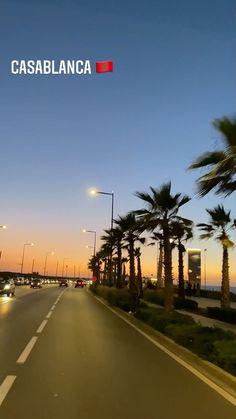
101,227 -> 124,288
99,243 -> 111,285
170,219 -> 193,299
197,204 -> 234,309
122,256 -> 128,286
88,253 -> 102,283
115,213 -> 145,308
149,232 -> 164,287
134,247 -> 145,297
189,117 -> 236,196
134,182 -> 191,312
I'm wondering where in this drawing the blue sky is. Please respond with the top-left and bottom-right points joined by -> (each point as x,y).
0,0 -> 235,281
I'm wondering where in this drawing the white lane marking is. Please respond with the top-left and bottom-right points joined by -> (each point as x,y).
46,311 -> 52,319
51,305 -> 56,310
0,376 -> 16,406
36,319 -> 48,333
94,295 -> 236,407
17,337 -> 38,364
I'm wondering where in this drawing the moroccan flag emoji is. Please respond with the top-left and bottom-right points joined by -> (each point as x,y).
96,61 -> 113,73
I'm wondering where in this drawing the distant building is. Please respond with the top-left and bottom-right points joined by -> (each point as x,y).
187,249 -> 201,290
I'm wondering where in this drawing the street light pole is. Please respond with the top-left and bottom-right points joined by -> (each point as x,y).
55,260 -> 59,278
83,230 -> 96,256
43,251 -> 55,277
62,258 -> 70,277
90,190 -> 114,230
90,189 -> 115,285
31,258 -> 35,273
21,243 -> 34,274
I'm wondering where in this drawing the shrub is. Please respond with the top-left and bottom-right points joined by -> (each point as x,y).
148,311 -> 195,333
165,324 -> 200,349
173,297 -> 198,310
135,307 -> 163,322
90,285 -> 135,312
207,307 -> 236,325
90,283 -> 99,294
213,340 -> 236,375
143,289 -> 164,306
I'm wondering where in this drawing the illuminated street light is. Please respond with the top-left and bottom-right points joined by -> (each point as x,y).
89,189 -> 114,285
0,225 -> 7,229
83,229 -> 96,256
21,243 -> 34,274
43,251 -> 55,276
89,189 -> 114,230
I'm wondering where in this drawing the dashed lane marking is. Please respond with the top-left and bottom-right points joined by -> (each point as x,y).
0,376 -> 16,406
46,311 -> 52,319
17,337 -> 38,364
36,319 -> 48,334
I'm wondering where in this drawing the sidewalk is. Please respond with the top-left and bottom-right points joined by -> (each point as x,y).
189,296 -> 236,310
177,310 -> 236,334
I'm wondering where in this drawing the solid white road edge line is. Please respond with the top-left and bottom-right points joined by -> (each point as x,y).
0,376 -> 16,407
36,319 -> 48,333
17,336 -> 38,364
46,311 -> 52,319
51,304 -> 56,310
94,295 -> 236,407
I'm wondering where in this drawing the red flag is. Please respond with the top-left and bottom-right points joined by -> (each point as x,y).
96,61 -> 113,73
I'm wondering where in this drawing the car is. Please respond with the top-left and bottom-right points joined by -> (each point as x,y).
0,278 -> 15,296
75,279 -> 85,288
59,279 -> 68,287
30,279 -> 42,288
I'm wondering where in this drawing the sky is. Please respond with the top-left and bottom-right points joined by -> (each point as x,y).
0,0 -> 235,284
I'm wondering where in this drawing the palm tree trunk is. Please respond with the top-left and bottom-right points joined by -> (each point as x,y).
163,224 -> 173,312
221,245 -> 230,309
122,262 -> 126,286
129,239 -> 136,292
157,243 -> 164,287
137,253 -> 143,297
178,242 -> 185,299
117,243 -> 122,288
129,239 -> 138,310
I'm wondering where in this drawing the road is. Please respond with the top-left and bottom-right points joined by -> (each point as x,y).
0,285 -> 235,418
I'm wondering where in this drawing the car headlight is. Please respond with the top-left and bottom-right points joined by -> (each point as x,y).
4,284 -> 10,290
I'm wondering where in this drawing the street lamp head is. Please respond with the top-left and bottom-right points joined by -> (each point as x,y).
90,189 -> 96,195
0,225 -> 7,229
82,229 -> 87,233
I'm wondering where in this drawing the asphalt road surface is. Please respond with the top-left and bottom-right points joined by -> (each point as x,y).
0,285 -> 235,419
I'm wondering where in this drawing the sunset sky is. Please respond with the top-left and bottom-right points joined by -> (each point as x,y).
0,0 -> 235,284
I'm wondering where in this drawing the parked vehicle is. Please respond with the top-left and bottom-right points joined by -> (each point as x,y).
0,278 -> 15,296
